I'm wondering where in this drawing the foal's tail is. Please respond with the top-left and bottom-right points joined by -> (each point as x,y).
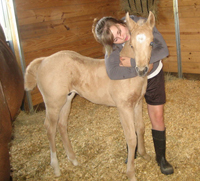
24,57 -> 45,91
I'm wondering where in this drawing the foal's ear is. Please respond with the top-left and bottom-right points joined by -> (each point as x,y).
125,12 -> 137,31
146,11 -> 155,29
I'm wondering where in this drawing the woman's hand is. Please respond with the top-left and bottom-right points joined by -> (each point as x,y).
148,64 -> 153,73
119,57 -> 131,67
119,57 -> 154,73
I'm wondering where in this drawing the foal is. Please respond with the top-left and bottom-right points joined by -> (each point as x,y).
24,12 -> 155,181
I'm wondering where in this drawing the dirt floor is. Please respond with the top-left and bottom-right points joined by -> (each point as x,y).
10,74 -> 200,181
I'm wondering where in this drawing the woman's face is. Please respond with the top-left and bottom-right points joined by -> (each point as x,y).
110,24 -> 130,44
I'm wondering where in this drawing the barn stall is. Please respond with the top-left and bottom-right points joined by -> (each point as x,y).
1,0 -> 200,180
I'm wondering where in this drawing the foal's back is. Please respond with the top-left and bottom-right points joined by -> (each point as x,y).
37,51 -> 112,105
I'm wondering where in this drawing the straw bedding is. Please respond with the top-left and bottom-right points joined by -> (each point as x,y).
10,74 -> 200,181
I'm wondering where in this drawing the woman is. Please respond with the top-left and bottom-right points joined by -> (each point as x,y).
92,14 -> 174,175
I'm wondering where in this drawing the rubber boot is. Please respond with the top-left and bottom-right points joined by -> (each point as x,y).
152,129 -> 174,175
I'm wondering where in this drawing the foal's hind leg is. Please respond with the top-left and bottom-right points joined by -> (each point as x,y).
134,99 -> 150,160
44,106 -> 61,176
57,92 -> 78,166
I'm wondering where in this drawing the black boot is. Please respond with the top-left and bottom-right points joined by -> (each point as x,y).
152,129 -> 174,175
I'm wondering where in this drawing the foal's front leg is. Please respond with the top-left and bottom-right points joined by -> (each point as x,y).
118,107 -> 137,181
134,100 -> 150,160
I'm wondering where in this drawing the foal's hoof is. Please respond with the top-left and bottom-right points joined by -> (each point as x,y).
68,157 -> 79,166
51,161 -> 61,177
127,171 -> 137,181
54,168 -> 61,177
72,159 -> 79,166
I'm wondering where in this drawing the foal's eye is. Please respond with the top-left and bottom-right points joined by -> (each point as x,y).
130,45 -> 133,49
150,42 -> 154,46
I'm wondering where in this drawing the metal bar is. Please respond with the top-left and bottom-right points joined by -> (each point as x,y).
7,0 -> 34,112
173,0 -> 182,78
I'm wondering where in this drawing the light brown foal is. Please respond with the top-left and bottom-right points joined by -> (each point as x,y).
24,12 -> 155,181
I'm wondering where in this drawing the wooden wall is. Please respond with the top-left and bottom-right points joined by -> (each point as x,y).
157,0 -> 200,74
14,0 -> 124,107
13,0 -> 200,107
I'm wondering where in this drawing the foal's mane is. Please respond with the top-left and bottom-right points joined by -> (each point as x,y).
137,19 -> 146,26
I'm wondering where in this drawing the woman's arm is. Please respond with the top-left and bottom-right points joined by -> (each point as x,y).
105,18 -> 168,80
150,27 -> 169,63
105,45 -> 138,80
105,44 -> 154,80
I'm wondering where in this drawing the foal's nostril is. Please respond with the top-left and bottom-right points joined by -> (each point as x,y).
144,66 -> 148,74
135,66 -> 149,77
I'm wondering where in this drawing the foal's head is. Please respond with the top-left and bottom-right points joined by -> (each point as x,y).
126,11 -> 155,77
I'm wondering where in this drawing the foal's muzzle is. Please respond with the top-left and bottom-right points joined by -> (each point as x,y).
135,66 -> 149,77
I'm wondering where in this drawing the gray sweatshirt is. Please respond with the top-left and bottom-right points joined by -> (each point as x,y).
105,15 -> 169,80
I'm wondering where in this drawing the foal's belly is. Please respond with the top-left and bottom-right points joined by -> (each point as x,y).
76,88 -> 116,107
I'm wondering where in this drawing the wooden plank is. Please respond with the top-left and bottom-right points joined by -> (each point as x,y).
179,5 -> 200,18
164,39 -> 176,50
167,39 -> 200,52
157,7 -> 174,20
163,61 -> 200,74
157,32 -> 176,40
180,40 -> 200,52
157,21 -> 200,33
179,17 -> 200,26
22,32 -> 78,52
25,45 -> 104,66
156,24 -> 175,32
24,43 -> 104,66
181,52 -> 200,63
180,32 -> 200,40
179,25 -> 200,34
19,11 -> 126,40
23,35 -> 103,60
165,53 -> 177,62
16,2 -> 124,26
19,15 -> 95,39
157,5 -> 200,20
21,20 -> 101,53
166,51 -> 200,63
157,0 -> 173,8
158,0 -> 199,8
15,0 -> 112,11
163,61 -> 178,73
178,0 -> 200,7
